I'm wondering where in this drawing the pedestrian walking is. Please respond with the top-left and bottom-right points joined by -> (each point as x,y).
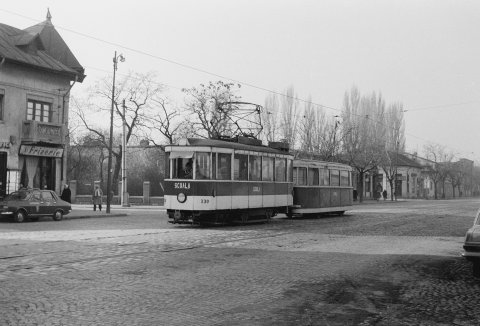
92,185 -> 103,211
382,189 -> 387,200
60,184 -> 71,203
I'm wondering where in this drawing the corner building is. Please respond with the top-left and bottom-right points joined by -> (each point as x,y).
0,11 -> 85,196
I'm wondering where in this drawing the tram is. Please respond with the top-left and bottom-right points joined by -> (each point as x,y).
164,137 -> 353,224
290,159 -> 353,217
164,137 -> 294,224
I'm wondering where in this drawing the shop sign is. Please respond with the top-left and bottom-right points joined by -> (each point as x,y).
19,145 -> 63,158
0,141 -> 10,149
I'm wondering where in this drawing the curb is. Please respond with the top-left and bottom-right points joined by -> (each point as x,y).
65,213 -> 128,220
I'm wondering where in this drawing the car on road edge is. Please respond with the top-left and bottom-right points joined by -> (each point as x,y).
0,188 -> 71,223
463,209 -> 480,277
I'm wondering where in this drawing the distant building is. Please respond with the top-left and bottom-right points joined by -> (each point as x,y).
0,10 -> 85,196
358,152 -> 475,200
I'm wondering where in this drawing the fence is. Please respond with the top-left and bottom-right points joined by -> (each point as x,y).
69,180 -> 164,206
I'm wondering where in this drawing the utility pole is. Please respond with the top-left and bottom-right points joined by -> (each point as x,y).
106,51 -> 125,213
121,99 -> 129,207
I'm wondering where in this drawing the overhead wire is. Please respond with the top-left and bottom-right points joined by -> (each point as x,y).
1,8 -> 478,160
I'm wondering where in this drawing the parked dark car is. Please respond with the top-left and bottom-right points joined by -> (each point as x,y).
0,188 -> 71,223
463,209 -> 480,277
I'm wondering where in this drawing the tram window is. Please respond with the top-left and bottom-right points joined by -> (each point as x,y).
293,167 -> 298,185
275,158 -> 286,182
287,159 -> 293,182
330,170 -> 340,186
308,168 -> 319,186
165,153 -> 170,178
297,167 -> 307,185
234,154 -> 248,180
217,153 -> 232,180
249,155 -> 262,181
212,153 -> 216,180
173,158 -> 193,179
320,168 -> 329,186
340,170 -> 349,186
262,157 -> 274,181
196,152 -> 211,179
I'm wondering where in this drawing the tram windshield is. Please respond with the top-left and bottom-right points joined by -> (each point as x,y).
172,157 -> 193,179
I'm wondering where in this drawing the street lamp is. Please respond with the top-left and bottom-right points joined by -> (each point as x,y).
106,51 -> 125,214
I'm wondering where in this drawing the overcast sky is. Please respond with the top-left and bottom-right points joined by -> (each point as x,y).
2,0 -> 480,161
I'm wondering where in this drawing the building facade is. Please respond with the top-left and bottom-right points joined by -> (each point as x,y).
0,11 -> 85,197
358,152 -> 475,200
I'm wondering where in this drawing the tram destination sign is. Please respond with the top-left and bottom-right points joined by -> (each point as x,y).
19,145 -> 64,158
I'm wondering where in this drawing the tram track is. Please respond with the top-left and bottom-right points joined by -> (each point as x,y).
0,230 -> 292,274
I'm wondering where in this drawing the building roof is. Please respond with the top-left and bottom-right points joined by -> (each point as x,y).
0,12 -> 85,82
390,152 -> 423,168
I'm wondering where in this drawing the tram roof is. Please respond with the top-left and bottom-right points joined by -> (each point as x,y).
166,138 -> 293,156
293,158 -> 352,170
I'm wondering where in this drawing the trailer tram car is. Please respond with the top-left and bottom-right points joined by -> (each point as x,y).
291,159 -> 353,217
164,138 -> 294,224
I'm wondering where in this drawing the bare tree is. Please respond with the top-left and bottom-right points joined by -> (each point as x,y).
262,92 -> 280,142
423,143 -> 454,199
341,86 -> 385,202
72,72 -> 165,192
379,102 -> 405,200
279,86 -> 300,148
147,96 -> 185,145
182,81 -> 242,139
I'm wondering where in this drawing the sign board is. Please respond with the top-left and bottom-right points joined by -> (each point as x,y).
19,145 -> 63,158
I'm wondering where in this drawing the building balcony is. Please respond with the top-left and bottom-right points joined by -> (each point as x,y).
22,120 -> 65,144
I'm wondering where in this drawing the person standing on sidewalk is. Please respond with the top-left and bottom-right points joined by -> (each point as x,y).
60,184 -> 71,203
92,185 -> 103,211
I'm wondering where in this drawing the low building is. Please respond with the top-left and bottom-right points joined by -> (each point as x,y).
0,10 -> 84,197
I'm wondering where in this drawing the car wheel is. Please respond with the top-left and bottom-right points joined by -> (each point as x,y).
14,210 -> 26,223
53,210 -> 63,221
473,260 -> 480,278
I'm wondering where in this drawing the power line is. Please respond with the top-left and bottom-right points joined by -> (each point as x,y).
2,8 -> 478,160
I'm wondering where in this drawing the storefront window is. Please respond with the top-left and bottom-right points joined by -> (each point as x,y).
20,156 -> 55,189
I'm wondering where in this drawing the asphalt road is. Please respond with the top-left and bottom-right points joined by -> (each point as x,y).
0,199 -> 479,325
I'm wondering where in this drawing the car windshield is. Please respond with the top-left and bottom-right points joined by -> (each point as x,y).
5,191 -> 29,201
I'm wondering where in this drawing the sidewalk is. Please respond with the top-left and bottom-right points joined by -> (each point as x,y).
67,204 -> 164,220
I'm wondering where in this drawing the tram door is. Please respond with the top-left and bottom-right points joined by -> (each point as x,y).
0,152 -> 6,198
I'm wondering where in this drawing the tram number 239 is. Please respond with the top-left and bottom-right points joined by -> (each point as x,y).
200,199 -> 210,204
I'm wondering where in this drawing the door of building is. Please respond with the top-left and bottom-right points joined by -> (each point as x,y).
395,174 -> 403,198
0,152 -> 6,198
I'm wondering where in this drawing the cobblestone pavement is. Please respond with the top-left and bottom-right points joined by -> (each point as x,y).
0,199 -> 479,325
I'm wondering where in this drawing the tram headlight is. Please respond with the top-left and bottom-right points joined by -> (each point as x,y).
177,193 -> 187,203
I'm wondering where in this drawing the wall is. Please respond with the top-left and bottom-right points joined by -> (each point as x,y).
0,61 -> 71,194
